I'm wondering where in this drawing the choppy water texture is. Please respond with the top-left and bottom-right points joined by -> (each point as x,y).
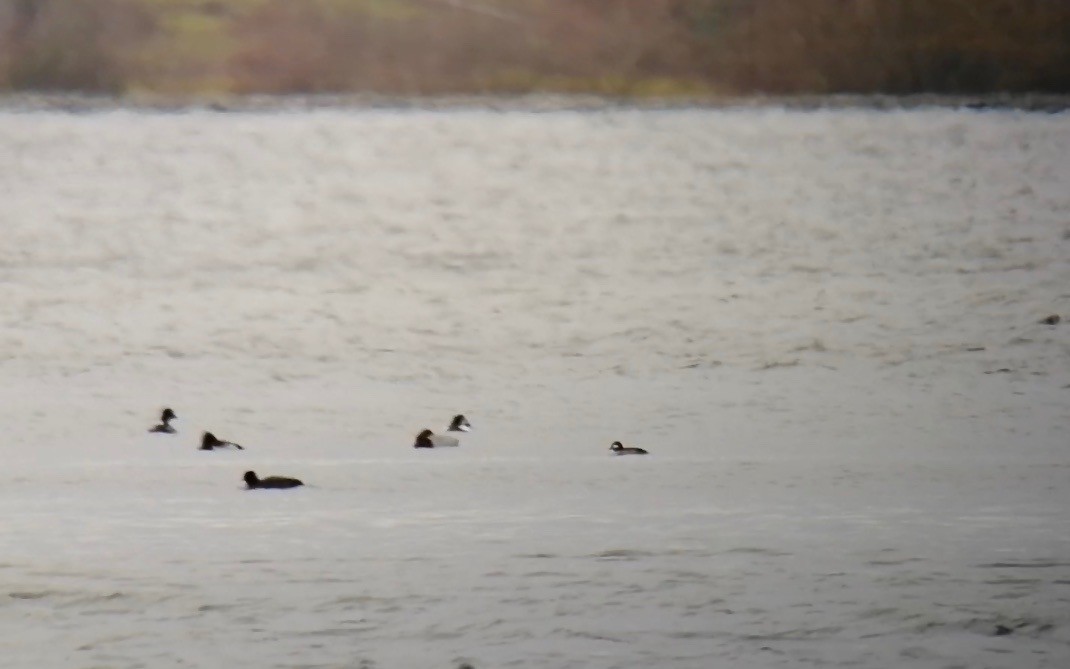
1,107 -> 1069,668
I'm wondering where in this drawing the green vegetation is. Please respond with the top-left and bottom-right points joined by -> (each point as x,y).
1,0 -> 1068,96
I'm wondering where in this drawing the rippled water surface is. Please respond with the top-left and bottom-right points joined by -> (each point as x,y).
1,107 -> 1069,667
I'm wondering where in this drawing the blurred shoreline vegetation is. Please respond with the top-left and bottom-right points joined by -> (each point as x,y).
0,0 -> 1067,96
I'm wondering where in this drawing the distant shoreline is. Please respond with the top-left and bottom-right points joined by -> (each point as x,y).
1,92 -> 1068,114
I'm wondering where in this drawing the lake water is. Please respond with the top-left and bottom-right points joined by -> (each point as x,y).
1,105 -> 1068,668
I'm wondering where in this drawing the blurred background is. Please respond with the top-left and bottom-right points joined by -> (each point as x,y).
0,0 -> 1068,98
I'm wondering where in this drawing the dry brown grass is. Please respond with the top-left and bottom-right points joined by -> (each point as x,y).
228,1 -> 540,93
1,0 -> 155,92
708,0 -> 1070,93
2,0 -> 1068,95
226,0 -> 715,94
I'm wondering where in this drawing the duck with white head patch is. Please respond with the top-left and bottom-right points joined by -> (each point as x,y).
447,414 -> 472,432
413,414 -> 472,448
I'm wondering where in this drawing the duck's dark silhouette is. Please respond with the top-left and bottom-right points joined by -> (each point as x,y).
609,441 -> 648,455
244,471 -> 302,489
200,432 -> 244,451
148,408 -> 177,434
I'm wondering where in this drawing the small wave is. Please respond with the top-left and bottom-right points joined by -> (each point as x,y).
8,590 -> 54,600
589,549 -> 653,561
977,561 -> 1070,569
723,547 -> 792,557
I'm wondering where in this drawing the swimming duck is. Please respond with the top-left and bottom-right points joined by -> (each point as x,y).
200,431 -> 244,451
609,441 -> 648,455
413,415 -> 472,448
243,470 -> 303,489
148,408 -> 177,434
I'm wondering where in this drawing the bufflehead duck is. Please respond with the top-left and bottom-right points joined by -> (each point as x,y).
200,431 -> 244,451
413,429 -> 460,449
447,414 -> 472,432
148,408 -> 177,434
413,414 -> 472,448
426,414 -> 473,447
609,441 -> 648,455
244,471 -> 303,489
